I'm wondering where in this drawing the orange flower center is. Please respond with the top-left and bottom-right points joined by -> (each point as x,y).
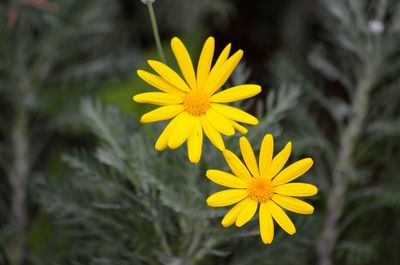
247,178 -> 273,203
183,89 -> 210,116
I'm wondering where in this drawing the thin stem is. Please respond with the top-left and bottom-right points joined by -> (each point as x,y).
10,106 -> 30,265
146,3 -> 166,63
153,217 -> 173,256
316,62 -> 375,265
148,187 -> 172,256
8,31 -> 32,265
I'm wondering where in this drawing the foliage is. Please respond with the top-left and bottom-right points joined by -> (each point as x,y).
275,0 -> 400,264
1,0 -> 399,265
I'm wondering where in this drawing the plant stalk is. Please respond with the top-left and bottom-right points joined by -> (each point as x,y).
9,106 -> 30,265
317,64 -> 375,265
151,208 -> 172,256
146,2 -> 166,63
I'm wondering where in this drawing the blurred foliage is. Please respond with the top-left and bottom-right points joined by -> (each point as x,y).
273,1 -> 400,264
0,0 -> 399,265
0,0 -> 232,264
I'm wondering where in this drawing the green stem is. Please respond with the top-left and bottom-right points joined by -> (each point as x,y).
146,3 -> 166,63
316,63 -> 375,265
10,106 -> 29,265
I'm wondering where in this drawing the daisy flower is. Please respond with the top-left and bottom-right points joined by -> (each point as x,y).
206,134 -> 317,244
133,37 -> 262,163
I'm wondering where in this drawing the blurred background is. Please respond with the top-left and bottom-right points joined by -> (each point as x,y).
1,0 -> 400,264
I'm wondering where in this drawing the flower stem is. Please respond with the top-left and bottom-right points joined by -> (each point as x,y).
146,2 -> 166,63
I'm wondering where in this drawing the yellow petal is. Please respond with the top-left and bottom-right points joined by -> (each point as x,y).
137,70 -> 185,97
187,118 -> 203,163
210,43 -> 231,77
259,134 -> 274,179
168,112 -> 195,149
197,37 -> 215,90
211,103 -> 258,125
206,189 -> 248,207
205,50 -> 243,95
147,60 -> 191,92
140,105 -> 184,123
211,84 -> 262,103
200,115 -> 225,151
222,149 -> 253,182
236,199 -> 258,227
230,120 -> 248,134
273,183 -> 318,197
272,194 -> 314,214
171,37 -> 197,89
259,202 -> 274,244
206,169 -> 248,188
272,158 -> 313,186
205,109 -> 235,136
133,92 -> 183,105
266,200 -> 296,235
221,198 -> 250,227
269,142 -> 292,179
155,113 -> 186,151
239,137 -> 260,177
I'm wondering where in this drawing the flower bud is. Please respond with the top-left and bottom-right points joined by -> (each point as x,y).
140,0 -> 156,4
368,20 -> 384,34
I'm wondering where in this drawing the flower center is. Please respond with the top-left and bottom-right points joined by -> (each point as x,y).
247,178 -> 273,203
183,90 -> 210,116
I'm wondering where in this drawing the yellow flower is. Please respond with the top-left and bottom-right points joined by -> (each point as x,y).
206,134 -> 317,244
133,37 -> 262,163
